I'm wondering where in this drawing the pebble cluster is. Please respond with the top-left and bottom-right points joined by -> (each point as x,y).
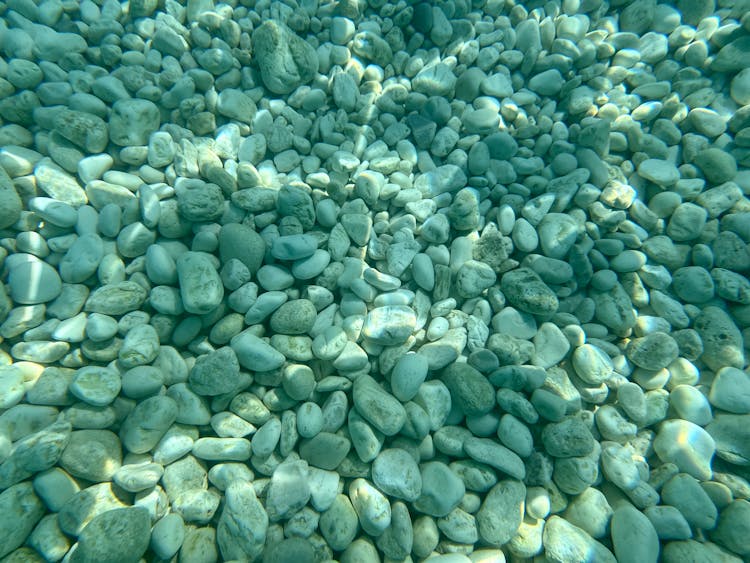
0,0 -> 749,562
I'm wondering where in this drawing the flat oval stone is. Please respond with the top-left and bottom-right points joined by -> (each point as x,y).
441,362 -> 495,416
372,448 -> 422,502
59,429 -> 122,482
70,365 -> 121,406
362,305 -> 416,345
84,281 -> 148,315
626,332 -> 679,370
73,507 -> 150,562
464,437 -> 526,480
611,505 -> 659,563
349,478 -> 391,536
654,420 -> 715,480
230,330 -> 285,372
8,259 -> 62,305
476,480 -> 526,547
119,395 -> 178,454
271,234 -> 318,261
391,353 -> 429,402
352,375 -> 406,436
269,299 -> 317,335
413,461 -> 465,517
176,252 -> 224,315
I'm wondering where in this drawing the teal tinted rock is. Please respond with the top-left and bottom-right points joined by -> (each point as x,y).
219,223 -> 265,276
476,480 -> 525,546
8,259 -> 62,305
441,362 -> 495,416
73,507 -> 150,562
353,375 -> 406,436
176,252 -> 223,315
611,505 -> 659,563
109,99 -> 160,146
0,482 -> 46,559
252,20 -> 318,95
59,233 -> 104,283
230,331 -> 285,372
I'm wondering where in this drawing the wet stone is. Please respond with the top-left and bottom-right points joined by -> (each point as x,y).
59,429 -> 122,482
72,507 -> 151,562
188,347 -> 241,396
476,480 -> 526,547
542,417 -> 596,458
372,448 -> 422,502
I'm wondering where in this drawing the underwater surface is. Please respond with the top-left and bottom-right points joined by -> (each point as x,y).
0,0 -> 749,561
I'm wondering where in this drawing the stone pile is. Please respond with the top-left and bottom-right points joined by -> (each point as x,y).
0,0 -> 749,561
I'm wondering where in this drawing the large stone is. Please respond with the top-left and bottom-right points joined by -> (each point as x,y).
69,507 -> 150,563
252,20 -> 318,95
543,516 -> 616,562
441,362 -> 495,416
219,223 -> 265,276
109,99 -> 160,146
653,420 -> 715,480
353,375 -> 406,436
176,252 -> 224,315
0,482 -> 45,558
0,166 -> 22,229
476,480 -> 526,546
217,481 -> 268,562
362,306 -> 416,345
611,505 -> 659,563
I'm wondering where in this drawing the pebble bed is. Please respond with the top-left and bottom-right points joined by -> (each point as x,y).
0,0 -> 749,561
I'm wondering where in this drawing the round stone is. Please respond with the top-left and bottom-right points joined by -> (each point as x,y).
625,332 -> 679,370
59,430 -> 122,482
709,367 -> 750,414
611,505 -> 659,563
73,507 -> 151,562
372,449 -> 422,502
269,299 -> 317,335
8,259 -> 62,305
362,306 -> 416,346
654,420 -> 715,480
440,362 -> 495,416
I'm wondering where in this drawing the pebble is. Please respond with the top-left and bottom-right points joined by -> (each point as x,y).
353,375 -> 406,436
563,487 -> 613,540
59,429 -> 122,483
661,472 -> 718,530
230,331 -> 285,372
542,516 -> 616,563
253,20 -> 318,95
372,448 -> 422,502
542,417 -> 595,458
653,420 -> 715,481
712,500 -> 750,557
413,461 -> 465,518
464,437 -> 526,480
70,507 -> 151,562
350,478 -> 392,536
391,353 -> 429,402
176,252 -> 224,315
644,505 -> 692,540
500,268 -> 559,316
709,367 -> 750,414
217,481 -> 268,562
476,480 -> 525,546
441,362 -> 495,416
8,259 -> 62,305
119,395 -> 178,454
611,505 -> 659,563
